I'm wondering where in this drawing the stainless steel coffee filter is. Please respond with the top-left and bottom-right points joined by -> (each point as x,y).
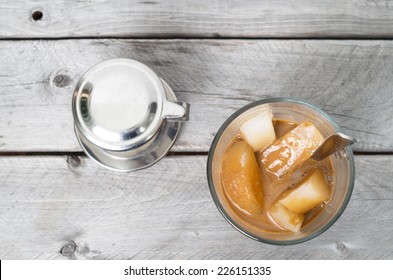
72,58 -> 189,171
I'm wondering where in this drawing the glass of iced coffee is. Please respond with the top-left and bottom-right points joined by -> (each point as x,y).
207,98 -> 355,244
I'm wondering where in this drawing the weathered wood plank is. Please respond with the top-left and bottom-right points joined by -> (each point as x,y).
0,155 -> 391,259
0,39 -> 392,152
2,0 -> 393,38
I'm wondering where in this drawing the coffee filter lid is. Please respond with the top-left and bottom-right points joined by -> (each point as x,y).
72,58 -> 165,151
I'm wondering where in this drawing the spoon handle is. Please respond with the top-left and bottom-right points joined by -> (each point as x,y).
311,133 -> 358,161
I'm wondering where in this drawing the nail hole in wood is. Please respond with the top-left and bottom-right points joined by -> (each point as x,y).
32,10 -> 43,21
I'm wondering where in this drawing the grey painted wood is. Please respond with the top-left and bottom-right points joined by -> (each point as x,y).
0,39 -> 392,152
0,155 -> 391,260
2,0 -> 393,38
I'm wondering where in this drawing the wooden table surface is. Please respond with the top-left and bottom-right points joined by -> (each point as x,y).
1,0 -> 392,260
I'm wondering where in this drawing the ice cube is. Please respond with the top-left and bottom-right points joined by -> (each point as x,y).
279,169 -> 331,213
261,121 -> 324,178
240,108 -> 276,152
269,203 -> 304,233
221,140 -> 264,215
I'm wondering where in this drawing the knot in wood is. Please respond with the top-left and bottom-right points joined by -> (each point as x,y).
337,242 -> 348,253
60,241 -> 76,257
53,74 -> 72,88
67,155 -> 82,169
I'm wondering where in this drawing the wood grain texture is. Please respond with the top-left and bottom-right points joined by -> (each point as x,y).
0,155 -> 391,260
0,39 -> 392,152
2,0 -> 393,38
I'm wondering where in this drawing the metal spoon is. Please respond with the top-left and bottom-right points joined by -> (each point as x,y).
311,133 -> 359,161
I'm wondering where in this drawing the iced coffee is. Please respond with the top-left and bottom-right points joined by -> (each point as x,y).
220,107 -> 334,233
